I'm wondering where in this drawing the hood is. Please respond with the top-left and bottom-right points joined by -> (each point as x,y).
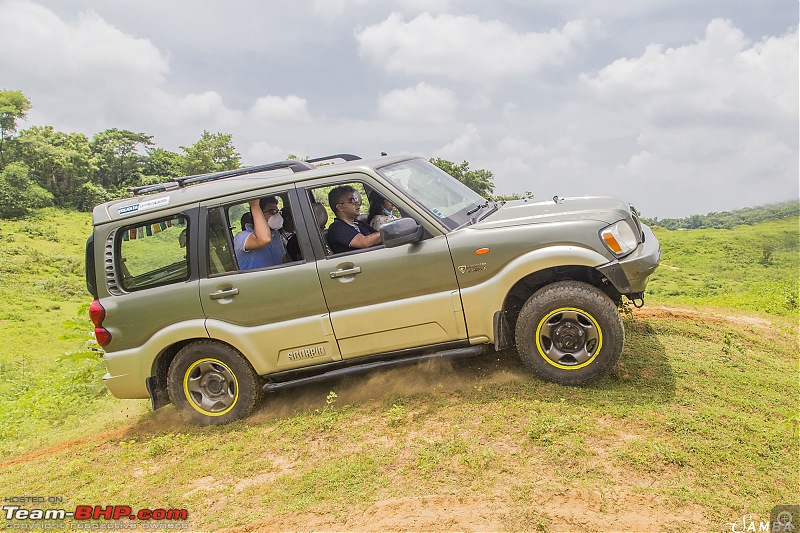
474,196 -> 632,229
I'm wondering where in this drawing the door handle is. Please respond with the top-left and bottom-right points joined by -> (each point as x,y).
209,288 -> 239,300
330,266 -> 362,279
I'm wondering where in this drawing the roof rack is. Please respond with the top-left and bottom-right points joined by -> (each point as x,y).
173,159 -> 314,187
127,154 -> 361,196
127,182 -> 181,196
307,153 -> 361,165
128,160 -> 312,196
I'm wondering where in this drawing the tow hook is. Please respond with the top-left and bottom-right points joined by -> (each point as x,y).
630,296 -> 645,308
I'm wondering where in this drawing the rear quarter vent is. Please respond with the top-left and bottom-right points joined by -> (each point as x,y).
85,234 -> 98,298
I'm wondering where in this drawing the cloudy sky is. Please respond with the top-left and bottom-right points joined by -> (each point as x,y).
1,0 -> 797,218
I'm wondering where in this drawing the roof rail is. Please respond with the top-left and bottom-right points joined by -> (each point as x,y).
127,154 -> 360,196
173,159 -> 314,188
307,153 -> 361,165
128,182 -> 181,196
128,160 -> 312,196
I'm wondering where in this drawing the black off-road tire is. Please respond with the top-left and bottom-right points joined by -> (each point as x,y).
167,340 -> 262,425
514,281 -> 624,386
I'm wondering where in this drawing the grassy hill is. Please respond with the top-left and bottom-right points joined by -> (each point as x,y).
0,208 -> 797,531
0,208 -> 142,454
648,219 -> 798,316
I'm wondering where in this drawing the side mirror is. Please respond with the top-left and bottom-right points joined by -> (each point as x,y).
380,218 -> 423,248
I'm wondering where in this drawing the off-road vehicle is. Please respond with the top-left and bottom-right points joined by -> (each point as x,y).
85,153 -> 661,425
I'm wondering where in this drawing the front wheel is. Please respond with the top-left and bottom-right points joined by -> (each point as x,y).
514,281 -> 623,386
167,341 -> 262,425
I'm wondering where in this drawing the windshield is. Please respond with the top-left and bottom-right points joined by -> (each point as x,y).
377,159 -> 486,230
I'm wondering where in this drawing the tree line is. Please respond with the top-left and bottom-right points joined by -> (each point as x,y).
0,90 -> 242,218
641,201 -> 799,230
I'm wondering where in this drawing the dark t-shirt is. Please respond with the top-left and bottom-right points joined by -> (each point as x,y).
286,234 -> 301,261
327,218 -> 376,254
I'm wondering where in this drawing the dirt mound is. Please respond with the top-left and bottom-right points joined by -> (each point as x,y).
635,305 -> 773,329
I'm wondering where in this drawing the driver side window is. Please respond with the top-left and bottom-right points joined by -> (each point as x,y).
309,182 -> 404,256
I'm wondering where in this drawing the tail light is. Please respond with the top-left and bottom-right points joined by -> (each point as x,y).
89,299 -> 111,347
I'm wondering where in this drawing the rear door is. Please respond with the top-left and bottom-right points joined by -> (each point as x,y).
198,187 -> 341,376
104,207 -> 206,353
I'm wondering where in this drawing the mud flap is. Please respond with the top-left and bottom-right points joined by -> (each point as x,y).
146,376 -> 171,411
493,310 -> 514,351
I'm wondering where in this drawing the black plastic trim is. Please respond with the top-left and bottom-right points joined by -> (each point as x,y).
307,153 -> 361,164
85,234 -> 97,298
174,160 -> 314,188
493,310 -> 513,351
146,376 -> 171,411
595,262 -> 633,294
262,344 -> 486,393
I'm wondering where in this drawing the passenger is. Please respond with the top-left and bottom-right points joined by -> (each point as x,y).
280,204 -> 302,262
367,191 -> 399,231
327,186 -> 382,254
234,197 -> 286,270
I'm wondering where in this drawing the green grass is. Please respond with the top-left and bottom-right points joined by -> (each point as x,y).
0,314 -> 796,529
0,208 -> 797,531
647,217 -> 799,316
0,208 -> 91,363
0,208 -> 150,456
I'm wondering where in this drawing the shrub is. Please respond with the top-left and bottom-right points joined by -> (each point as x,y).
73,182 -> 111,212
0,163 -> 53,218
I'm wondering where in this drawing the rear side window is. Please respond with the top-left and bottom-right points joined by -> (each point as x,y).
206,192 -> 304,275
118,214 -> 189,291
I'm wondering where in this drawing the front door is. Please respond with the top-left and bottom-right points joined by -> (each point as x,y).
302,177 -> 468,359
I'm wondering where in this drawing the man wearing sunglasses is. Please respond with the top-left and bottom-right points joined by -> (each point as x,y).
327,185 -> 382,254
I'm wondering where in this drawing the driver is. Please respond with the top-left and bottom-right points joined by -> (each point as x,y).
327,186 -> 382,254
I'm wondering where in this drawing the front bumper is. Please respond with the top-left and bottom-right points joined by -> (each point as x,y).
596,223 -> 661,297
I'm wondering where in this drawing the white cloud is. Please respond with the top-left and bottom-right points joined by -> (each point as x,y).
250,95 -> 312,122
575,19 -> 799,215
0,0 -> 168,83
497,136 -> 541,157
0,0 -> 175,135
378,83 -> 457,122
435,124 -> 483,161
356,12 -> 589,82
172,92 -> 241,125
245,141 -> 290,163
583,19 -> 798,124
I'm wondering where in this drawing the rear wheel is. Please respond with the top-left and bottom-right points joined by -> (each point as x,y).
167,341 -> 262,425
514,281 -> 623,385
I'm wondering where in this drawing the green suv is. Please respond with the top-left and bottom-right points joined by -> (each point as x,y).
85,154 -> 660,425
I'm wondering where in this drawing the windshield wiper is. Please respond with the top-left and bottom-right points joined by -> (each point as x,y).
477,202 -> 498,221
467,201 -> 489,219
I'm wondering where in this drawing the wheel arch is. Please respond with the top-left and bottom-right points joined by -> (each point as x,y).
148,337 -> 247,410
495,265 -> 621,350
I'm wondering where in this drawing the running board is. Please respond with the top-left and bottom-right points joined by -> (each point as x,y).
262,345 -> 487,394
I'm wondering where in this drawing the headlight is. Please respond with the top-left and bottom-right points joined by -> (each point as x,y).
600,221 -> 639,256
